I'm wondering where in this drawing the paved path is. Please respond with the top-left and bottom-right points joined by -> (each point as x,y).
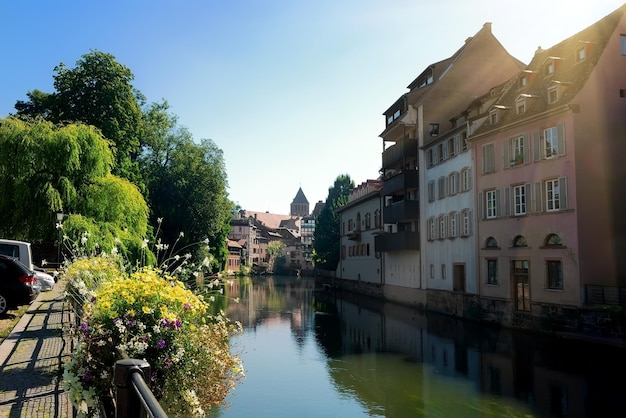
0,281 -> 75,418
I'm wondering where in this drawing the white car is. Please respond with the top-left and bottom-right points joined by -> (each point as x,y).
34,268 -> 56,291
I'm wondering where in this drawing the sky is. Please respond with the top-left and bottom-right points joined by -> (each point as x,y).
1,0 -> 624,215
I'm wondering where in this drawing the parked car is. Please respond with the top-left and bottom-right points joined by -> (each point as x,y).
0,254 -> 40,315
0,239 -> 56,291
34,268 -> 56,291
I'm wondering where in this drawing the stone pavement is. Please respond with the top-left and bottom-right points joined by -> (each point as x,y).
0,280 -> 75,418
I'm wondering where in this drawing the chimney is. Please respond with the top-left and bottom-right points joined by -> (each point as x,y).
483,22 -> 492,32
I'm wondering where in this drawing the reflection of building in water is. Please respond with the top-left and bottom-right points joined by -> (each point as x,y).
321,291 -> 610,418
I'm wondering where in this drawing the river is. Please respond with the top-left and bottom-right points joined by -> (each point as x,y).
208,275 -> 624,418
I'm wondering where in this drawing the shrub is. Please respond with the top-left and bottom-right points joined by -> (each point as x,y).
63,259 -> 243,417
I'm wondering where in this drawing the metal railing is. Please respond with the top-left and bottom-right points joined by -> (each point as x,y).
584,284 -> 626,307
110,356 -> 168,418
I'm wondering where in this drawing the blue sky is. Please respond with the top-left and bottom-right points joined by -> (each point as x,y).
1,0 -> 623,214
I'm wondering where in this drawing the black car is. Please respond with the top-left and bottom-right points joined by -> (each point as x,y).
0,254 -> 40,315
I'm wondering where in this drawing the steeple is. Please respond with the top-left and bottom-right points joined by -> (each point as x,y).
290,187 -> 309,217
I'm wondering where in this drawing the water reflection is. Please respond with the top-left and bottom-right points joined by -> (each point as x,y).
212,276 -> 624,418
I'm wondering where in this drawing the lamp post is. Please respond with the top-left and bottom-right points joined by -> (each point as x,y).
56,211 -> 64,266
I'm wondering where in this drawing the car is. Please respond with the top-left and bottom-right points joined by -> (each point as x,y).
34,268 -> 56,291
0,254 -> 40,315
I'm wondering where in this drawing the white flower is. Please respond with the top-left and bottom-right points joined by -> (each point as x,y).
157,217 -> 163,224
179,231 -> 185,237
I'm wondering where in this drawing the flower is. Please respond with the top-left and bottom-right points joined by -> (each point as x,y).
63,260 -> 243,417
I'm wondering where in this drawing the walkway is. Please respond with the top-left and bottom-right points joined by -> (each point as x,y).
0,280 -> 75,417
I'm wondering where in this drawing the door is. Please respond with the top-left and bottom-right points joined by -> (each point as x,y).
453,264 -> 465,292
512,260 -> 530,311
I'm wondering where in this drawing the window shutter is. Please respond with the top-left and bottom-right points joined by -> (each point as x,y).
495,188 -> 501,217
478,192 -> 484,220
533,131 -> 542,161
467,210 -> 473,236
443,141 -> 449,160
557,123 -> 566,156
433,146 -> 439,165
455,136 -> 461,154
456,212 -> 461,235
559,176 -> 568,209
503,140 -> 510,169
525,183 -> 532,213
523,134 -> 531,163
534,181 -> 543,212
467,168 -> 472,190
504,187 -> 511,216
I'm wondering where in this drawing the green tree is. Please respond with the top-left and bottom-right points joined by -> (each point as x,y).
267,241 -> 286,273
14,50 -> 145,185
0,117 -> 113,240
313,174 -> 353,271
139,103 -> 232,271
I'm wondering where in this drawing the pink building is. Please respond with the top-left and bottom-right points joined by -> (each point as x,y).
469,5 -> 626,318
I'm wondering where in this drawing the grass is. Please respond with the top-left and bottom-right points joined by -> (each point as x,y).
0,304 -> 30,342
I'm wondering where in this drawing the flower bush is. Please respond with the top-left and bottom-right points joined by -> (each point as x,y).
63,258 -> 243,417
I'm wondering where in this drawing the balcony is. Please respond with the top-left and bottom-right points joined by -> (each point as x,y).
382,170 -> 419,196
382,139 -> 418,169
347,230 -> 361,241
375,231 -> 420,252
383,200 -> 419,223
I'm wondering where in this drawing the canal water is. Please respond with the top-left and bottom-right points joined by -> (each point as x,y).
208,275 -> 624,418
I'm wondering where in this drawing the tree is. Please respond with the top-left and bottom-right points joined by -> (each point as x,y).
14,50 -> 145,185
0,117 -> 114,241
139,103 -> 232,271
267,241 -> 286,273
313,174 -> 354,271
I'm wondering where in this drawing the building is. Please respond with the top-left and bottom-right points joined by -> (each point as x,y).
290,187 -> 309,217
377,22 -> 525,306
468,5 -> 626,323
336,180 -> 384,288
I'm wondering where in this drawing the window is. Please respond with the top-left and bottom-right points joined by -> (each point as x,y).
449,172 -> 459,195
448,137 -> 457,157
516,98 -> 526,115
513,235 -> 528,247
546,179 -> 561,211
428,180 -> 435,202
428,218 -> 436,240
438,177 -> 447,199
461,167 -> 471,191
427,149 -> 434,168
511,136 -> 525,165
487,259 -> 498,285
441,264 -> 446,280
374,209 -> 381,228
429,123 -> 440,136
490,110 -> 498,124
461,131 -> 468,151
449,212 -> 458,238
430,264 -> 435,278
545,234 -> 563,247
548,86 -> 558,104
544,126 -> 558,158
438,214 -> 447,239
513,184 -> 527,215
483,143 -> 495,173
519,75 -> 527,88
576,46 -> 586,61
546,260 -> 563,289
545,60 -> 555,75
365,212 -> 371,229
486,190 -> 498,219
461,209 -> 471,236
621,35 -> 626,55
485,237 -> 498,248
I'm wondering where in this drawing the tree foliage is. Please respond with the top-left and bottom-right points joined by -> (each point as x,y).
139,102 -> 232,271
0,117 -> 113,240
313,174 -> 354,271
15,50 -> 145,184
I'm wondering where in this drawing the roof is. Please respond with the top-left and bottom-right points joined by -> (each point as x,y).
244,210 -> 294,229
291,187 -> 309,204
473,4 -> 625,135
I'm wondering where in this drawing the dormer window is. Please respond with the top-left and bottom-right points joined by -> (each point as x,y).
489,109 -> 498,124
544,57 -> 561,76
429,123 -> 440,136
516,97 -> 526,115
519,75 -> 527,88
548,86 -> 558,104
576,46 -> 586,61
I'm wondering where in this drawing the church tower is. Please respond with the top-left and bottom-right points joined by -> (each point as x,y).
290,187 -> 309,217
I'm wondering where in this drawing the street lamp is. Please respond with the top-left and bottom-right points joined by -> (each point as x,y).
56,211 -> 64,266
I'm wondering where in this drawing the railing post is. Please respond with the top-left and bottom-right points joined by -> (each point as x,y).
114,358 -> 151,418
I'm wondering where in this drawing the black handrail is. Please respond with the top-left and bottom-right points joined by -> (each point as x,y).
112,353 -> 168,418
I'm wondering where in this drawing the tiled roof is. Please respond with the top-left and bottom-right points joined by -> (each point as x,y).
292,187 -> 309,204
474,4 -> 625,135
